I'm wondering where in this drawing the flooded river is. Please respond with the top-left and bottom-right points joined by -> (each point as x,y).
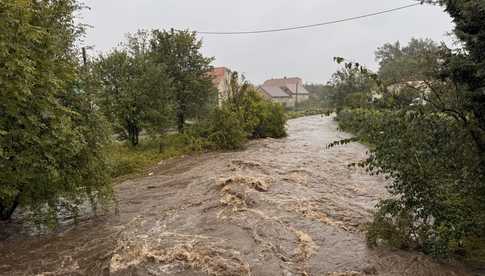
0,115 -> 470,275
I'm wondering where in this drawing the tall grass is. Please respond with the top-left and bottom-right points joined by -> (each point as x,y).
108,134 -> 203,178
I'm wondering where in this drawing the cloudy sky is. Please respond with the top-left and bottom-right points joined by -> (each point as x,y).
79,0 -> 454,84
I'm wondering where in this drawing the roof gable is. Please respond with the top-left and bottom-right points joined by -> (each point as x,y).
259,85 -> 292,98
262,77 -> 310,95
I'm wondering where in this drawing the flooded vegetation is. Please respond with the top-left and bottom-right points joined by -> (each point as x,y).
3,1 -> 485,275
0,116 -> 469,275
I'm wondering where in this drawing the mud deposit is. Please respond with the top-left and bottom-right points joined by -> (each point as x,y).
0,116 -> 470,275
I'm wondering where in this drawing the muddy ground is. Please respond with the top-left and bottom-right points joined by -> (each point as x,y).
0,115 -> 471,275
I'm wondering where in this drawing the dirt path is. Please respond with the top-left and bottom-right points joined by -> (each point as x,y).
0,115 -> 469,275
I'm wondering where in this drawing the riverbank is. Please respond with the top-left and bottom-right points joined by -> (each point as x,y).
0,115 -> 470,275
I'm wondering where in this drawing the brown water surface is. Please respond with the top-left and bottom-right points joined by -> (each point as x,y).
0,115 -> 470,275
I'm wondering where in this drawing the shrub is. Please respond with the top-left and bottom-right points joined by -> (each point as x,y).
233,89 -> 287,139
253,101 -> 287,138
337,108 -> 485,261
207,107 -> 247,150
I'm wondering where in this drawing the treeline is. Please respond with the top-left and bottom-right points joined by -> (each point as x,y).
0,1 -> 286,225
327,1 -> 485,264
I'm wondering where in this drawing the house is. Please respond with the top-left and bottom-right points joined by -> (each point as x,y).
208,67 -> 232,106
258,85 -> 294,107
258,77 -> 310,108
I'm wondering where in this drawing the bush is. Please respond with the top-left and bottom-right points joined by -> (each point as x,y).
200,82 -> 288,151
253,101 -> 287,138
234,89 -> 287,139
207,107 -> 247,150
337,108 -> 485,262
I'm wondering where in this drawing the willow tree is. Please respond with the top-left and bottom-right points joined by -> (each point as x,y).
0,0 -> 111,223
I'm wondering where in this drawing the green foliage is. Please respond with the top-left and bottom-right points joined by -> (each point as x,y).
201,72 -> 288,150
289,84 -> 335,110
336,107 -> 484,261
109,134 -> 201,178
94,31 -> 173,146
253,100 -> 287,138
328,61 -> 375,112
375,38 -> 441,84
367,199 -> 416,250
224,72 -> 287,139
0,0 -> 111,223
150,29 -> 216,133
207,107 -> 247,150
330,6 -> 485,261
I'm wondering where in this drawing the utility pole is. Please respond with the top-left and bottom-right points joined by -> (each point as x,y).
82,47 -> 87,66
295,81 -> 299,110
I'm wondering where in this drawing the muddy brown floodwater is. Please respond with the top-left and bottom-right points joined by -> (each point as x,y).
0,115 -> 472,276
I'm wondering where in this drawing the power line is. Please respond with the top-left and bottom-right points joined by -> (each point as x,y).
198,3 -> 421,35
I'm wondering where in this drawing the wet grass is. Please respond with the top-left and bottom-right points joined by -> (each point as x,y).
108,134 -> 202,179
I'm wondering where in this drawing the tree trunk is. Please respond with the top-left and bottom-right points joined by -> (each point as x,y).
0,194 -> 20,221
177,111 -> 185,133
134,125 -> 139,146
127,122 -> 139,146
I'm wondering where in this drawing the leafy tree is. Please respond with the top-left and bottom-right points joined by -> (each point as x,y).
304,84 -> 335,107
0,0 -> 111,223
150,29 -> 215,133
94,31 -> 173,146
328,61 -> 374,112
333,48 -> 485,261
375,38 -> 440,84
339,108 -> 483,259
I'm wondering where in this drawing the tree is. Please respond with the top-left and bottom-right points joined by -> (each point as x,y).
95,31 -> 173,146
204,72 -> 287,150
320,1 -> 485,262
150,29 -> 215,133
0,0 -> 111,223
424,0 -> 485,154
304,84 -> 335,107
328,62 -> 374,112
375,38 -> 441,84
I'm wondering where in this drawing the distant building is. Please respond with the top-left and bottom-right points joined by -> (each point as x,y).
258,77 -> 310,108
258,85 -> 294,107
208,67 -> 232,106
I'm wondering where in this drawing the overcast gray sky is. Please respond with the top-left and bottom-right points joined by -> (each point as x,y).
79,0 -> 453,84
